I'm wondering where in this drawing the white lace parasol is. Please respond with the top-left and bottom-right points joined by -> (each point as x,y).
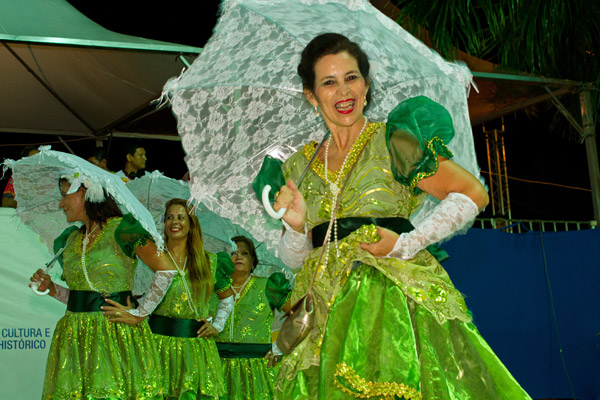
3,146 -> 164,252
166,0 -> 481,254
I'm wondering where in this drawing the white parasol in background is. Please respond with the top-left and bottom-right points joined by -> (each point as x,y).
3,146 -> 163,251
125,172 -> 291,289
165,0 -> 480,254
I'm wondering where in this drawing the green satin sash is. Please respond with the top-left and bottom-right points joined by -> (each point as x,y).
148,314 -> 205,338
67,290 -> 136,312
311,217 -> 449,263
216,342 -> 272,358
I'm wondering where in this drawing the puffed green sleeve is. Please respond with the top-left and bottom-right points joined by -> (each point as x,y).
53,225 -> 80,267
386,96 -> 455,194
114,213 -> 152,259
265,272 -> 292,310
214,251 -> 234,293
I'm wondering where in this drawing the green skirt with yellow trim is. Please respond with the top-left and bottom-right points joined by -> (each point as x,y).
219,357 -> 279,400
275,264 -> 532,400
42,311 -> 162,400
152,333 -> 226,400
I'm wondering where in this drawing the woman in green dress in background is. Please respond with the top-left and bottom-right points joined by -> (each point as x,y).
212,235 -> 292,400
106,198 -> 237,399
30,171 -> 177,399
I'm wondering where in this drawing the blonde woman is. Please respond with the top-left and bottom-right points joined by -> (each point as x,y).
106,198 -> 235,399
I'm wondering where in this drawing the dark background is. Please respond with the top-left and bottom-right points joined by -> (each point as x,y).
1,0 -> 595,222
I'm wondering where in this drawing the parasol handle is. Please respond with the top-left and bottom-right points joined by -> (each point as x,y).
262,185 -> 286,219
30,280 -> 50,296
28,236 -> 76,297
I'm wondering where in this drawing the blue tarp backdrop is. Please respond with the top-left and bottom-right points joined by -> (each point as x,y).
1,205 -> 598,399
442,227 -> 600,400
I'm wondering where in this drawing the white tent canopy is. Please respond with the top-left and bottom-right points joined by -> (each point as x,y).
0,0 -> 202,138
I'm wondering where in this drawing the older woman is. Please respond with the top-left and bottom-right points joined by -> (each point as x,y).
30,171 -> 176,399
211,236 -> 291,400
272,33 -> 531,399
105,198 -> 236,399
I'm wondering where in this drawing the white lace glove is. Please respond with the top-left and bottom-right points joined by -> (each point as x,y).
51,283 -> 69,305
212,295 -> 234,333
272,340 -> 283,356
278,220 -> 312,269
128,270 -> 176,317
385,192 -> 479,260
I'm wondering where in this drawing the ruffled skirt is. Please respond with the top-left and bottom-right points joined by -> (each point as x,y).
42,311 -> 162,400
153,333 -> 226,400
275,264 -> 532,400
219,357 -> 278,400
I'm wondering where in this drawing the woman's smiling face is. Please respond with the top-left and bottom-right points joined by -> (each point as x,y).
164,204 -> 190,242
305,51 -> 369,130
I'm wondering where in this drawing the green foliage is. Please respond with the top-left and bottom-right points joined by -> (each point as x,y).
390,0 -> 599,136
391,0 -> 599,83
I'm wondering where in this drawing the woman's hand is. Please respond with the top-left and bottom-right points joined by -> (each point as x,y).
274,180 -> 307,233
197,318 -> 219,338
359,227 -> 399,258
29,269 -> 54,295
102,297 -> 145,325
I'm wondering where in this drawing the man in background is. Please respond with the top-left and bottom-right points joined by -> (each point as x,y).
87,147 -> 111,172
115,142 -> 148,181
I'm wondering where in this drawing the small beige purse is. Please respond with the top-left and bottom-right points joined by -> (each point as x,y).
276,161 -> 354,355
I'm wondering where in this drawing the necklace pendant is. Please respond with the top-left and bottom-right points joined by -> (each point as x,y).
330,182 -> 340,198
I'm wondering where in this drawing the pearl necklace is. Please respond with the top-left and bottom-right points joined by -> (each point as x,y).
81,224 -> 100,292
231,275 -> 251,300
323,118 -> 368,199
322,119 -> 368,264
229,274 -> 252,341
166,249 -> 199,316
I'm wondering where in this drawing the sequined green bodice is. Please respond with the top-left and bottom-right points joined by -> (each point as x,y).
154,252 -> 222,319
216,277 -> 271,344
282,123 -> 426,231
60,218 -> 137,292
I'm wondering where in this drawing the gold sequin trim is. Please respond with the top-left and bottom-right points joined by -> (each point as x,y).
234,276 -> 255,304
302,122 -> 383,184
73,218 -> 114,256
334,362 -> 422,400
216,278 -> 233,293
408,136 -> 453,193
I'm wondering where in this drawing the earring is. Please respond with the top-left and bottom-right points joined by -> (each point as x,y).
364,98 -> 368,107
314,105 -> 320,117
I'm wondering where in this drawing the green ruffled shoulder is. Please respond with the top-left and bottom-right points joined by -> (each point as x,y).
213,251 -> 234,293
265,272 -> 292,310
53,225 -> 80,267
386,96 -> 455,194
113,213 -> 152,259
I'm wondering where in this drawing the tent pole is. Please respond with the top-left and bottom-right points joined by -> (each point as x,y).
579,90 -> 600,224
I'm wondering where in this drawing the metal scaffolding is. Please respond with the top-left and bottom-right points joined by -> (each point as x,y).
483,119 -> 512,223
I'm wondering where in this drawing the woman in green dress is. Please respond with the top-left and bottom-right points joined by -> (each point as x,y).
105,198 -> 236,399
271,33 -> 532,399
30,171 -> 177,399
212,235 -> 292,400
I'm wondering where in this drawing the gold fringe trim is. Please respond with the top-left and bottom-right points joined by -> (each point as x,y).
408,136 -> 453,193
303,122 -> 383,184
216,277 -> 233,293
334,362 -> 422,400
